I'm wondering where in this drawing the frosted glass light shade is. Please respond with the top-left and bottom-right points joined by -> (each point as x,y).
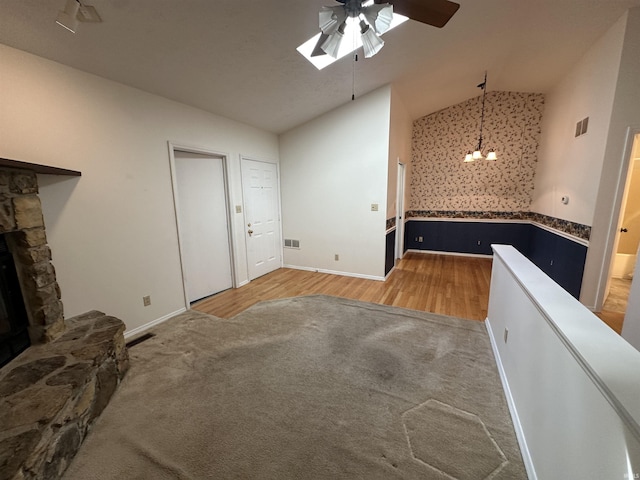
319,6 -> 347,35
362,3 -> 394,34
486,149 -> 497,161
56,0 -> 79,33
464,152 -> 474,163
472,150 -> 484,160
321,27 -> 345,58
360,21 -> 384,58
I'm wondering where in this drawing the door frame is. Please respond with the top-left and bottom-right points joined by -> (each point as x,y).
395,161 -> 406,260
168,142 -> 237,309
240,155 -> 284,280
594,127 -> 640,311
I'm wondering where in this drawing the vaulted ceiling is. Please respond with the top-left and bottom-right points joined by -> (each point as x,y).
1,0 -> 639,134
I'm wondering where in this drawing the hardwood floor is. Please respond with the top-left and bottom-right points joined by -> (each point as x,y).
193,252 -> 494,321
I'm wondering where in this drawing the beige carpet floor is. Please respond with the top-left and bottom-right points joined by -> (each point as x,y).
63,295 -> 526,479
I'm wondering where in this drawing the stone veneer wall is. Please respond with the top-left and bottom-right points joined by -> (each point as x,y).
0,167 -> 65,343
0,167 -> 129,479
411,91 -> 545,212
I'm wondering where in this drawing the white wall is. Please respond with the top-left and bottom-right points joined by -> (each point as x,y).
487,245 -> 640,479
584,8 -> 640,309
0,44 -> 279,333
531,13 -> 626,226
623,270 -> 640,350
279,86 -> 391,279
530,9 -> 640,310
386,86 -> 412,220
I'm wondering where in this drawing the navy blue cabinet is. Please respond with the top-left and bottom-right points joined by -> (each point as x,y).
404,220 -> 587,299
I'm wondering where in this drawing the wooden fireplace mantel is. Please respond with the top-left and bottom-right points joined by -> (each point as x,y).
0,157 -> 81,176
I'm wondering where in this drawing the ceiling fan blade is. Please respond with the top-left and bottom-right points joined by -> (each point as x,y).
310,33 -> 330,57
375,0 -> 460,28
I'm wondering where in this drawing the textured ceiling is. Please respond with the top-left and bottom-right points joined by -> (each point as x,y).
1,0 -> 639,134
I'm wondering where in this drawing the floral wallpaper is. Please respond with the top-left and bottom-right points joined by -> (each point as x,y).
410,91 -> 545,212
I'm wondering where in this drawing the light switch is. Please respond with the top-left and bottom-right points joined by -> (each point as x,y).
235,205 -> 242,213
371,204 -> 379,212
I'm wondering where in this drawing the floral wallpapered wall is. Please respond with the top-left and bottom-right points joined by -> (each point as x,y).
410,91 -> 545,212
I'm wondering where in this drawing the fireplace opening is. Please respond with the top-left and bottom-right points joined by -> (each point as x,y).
0,234 -> 30,367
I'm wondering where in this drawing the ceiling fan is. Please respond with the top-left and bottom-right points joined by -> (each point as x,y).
311,0 -> 460,59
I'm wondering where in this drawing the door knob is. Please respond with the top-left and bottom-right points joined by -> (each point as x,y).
621,228 -> 628,233
248,229 -> 254,236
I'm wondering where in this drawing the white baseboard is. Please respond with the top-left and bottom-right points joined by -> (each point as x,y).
283,264 -> 385,281
406,249 -> 493,259
237,279 -> 249,288
485,317 -> 537,480
124,307 -> 187,340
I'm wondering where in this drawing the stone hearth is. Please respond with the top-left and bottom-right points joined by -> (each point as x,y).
0,311 -> 128,479
0,166 -> 129,479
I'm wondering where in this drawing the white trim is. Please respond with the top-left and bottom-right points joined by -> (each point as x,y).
386,225 -> 397,235
485,317 -> 537,480
168,142 -> 237,308
396,161 -> 406,260
529,221 -> 589,247
237,279 -> 250,288
124,307 -> 187,340
407,217 -> 530,224
406,249 -> 493,259
283,264 -> 385,281
593,126 -> 640,311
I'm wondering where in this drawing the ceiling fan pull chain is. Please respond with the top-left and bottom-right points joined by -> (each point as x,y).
352,53 -> 358,101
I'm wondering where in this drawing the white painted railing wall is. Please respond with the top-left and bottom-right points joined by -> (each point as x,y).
486,245 -> 640,479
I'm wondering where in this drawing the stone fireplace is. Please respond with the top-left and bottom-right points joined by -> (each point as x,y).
0,162 -> 129,480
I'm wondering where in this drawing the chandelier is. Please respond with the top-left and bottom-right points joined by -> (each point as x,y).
464,71 -> 497,162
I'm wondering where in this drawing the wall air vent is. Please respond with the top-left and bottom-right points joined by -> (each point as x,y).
284,239 -> 300,249
575,117 -> 589,137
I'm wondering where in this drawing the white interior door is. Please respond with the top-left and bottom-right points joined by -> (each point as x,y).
241,158 -> 281,280
174,151 -> 233,302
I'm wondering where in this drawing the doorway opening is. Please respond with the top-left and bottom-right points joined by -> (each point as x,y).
395,162 -> 406,261
169,144 -> 235,308
601,133 -> 640,333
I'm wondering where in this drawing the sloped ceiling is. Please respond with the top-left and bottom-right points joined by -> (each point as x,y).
1,0 -> 639,134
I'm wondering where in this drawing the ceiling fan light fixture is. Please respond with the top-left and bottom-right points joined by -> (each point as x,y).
56,0 -> 80,33
362,3 -> 394,34
360,20 -> 384,58
319,6 -> 348,35
321,22 -> 346,58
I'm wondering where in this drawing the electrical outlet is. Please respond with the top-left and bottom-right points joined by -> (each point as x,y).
143,295 -> 151,307
504,328 -> 509,343
335,254 -> 339,261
